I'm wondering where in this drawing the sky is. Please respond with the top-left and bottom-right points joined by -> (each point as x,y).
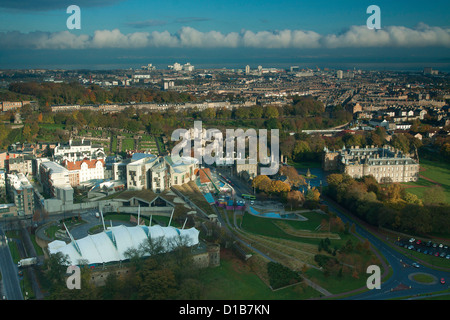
0,0 -> 449,70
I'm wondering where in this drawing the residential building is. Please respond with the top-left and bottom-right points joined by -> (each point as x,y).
39,160 -> 73,203
53,139 -> 105,163
6,173 -> 35,216
0,204 -> 18,218
0,150 -> 7,170
0,169 -> 6,200
63,158 -> 105,187
7,154 -> 34,177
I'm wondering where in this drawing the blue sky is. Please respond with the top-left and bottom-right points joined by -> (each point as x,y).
1,0 -> 449,34
0,0 -> 449,69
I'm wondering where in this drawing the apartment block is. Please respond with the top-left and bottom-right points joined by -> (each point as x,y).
6,173 -> 35,216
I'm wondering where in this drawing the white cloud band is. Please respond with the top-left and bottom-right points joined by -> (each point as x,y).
1,24 -> 449,50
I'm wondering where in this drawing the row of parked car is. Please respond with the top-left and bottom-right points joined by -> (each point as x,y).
396,238 -> 450,259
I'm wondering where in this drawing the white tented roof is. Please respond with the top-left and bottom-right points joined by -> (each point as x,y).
47,225 -> 200,265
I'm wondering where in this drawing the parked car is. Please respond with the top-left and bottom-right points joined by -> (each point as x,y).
435,252 -> 440,257
409,238 -> 416,243
440,252 -> 446,258
441,278 -> 446,285
416,240 -> 421,245
446,255 -> 450,259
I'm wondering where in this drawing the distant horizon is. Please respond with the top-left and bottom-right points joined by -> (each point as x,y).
1,47 -> 450,73
1,1 -> 449,72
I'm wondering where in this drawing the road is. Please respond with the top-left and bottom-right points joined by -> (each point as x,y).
322,198 -> 450,300
0,227 -> 23,300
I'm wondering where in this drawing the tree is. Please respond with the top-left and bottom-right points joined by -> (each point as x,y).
269,180 -> 291,194
279,165 -> 306,187
252,175 -> 272,192
423,185 -> 445,205
22,124 -> 32,141
44,252 -> 71,290
264,105 -> 279,119
403,192 -> 422,205
286,190 -> 305,209
137,268 -> 178,300
305,187 -> 320,202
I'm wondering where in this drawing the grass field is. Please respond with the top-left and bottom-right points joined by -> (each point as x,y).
241,211 -> 346,246
402,158 -> 450,204
121,138 -> 135,152
238,210 -> 383,295
287,160 -> 322,169
199,250 -> 320,299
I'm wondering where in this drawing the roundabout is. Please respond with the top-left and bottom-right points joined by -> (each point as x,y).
408,272 -> 439,285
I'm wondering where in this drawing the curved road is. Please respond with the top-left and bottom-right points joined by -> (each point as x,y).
322,198 -> 450,300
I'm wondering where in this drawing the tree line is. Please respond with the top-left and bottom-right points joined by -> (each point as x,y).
325,173 -> 450,236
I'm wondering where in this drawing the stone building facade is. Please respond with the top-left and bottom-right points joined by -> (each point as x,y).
323,145 -> 419,183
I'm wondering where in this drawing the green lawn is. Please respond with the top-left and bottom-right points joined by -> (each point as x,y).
122,138 -> 135,151
412,273 -> 436,284
6,231 -> 22,263
305,267 -> 369,296
199,257 -> 320,300
242,211 -> 361,248
287,160 -> 322,169
402,158 -> 450,204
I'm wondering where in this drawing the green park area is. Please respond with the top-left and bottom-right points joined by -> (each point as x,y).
235,209 -> 383,296
199,250 -> 320,299
402,158 -> 450,204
